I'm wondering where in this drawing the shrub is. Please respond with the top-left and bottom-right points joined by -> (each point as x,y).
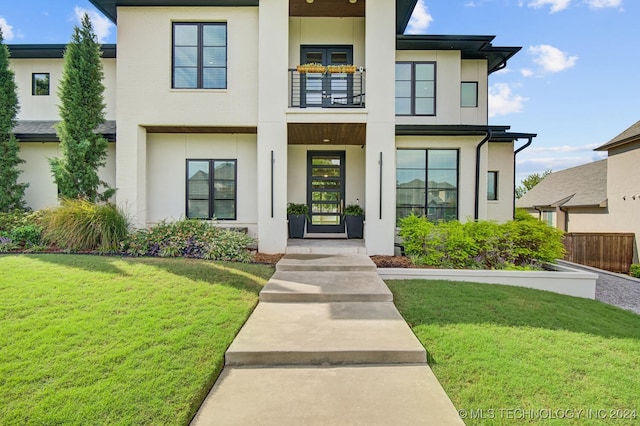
123,219 -> 255,262
41,199 -> 129,252
398,215 -> 565,269
630,264 -> 640,279
0,210 -> 31,233
10,224 -> 43,248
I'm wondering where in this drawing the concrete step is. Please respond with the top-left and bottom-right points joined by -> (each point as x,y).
191,365 -> 464,426
276,253 -> 377,272
285,239 -> 367,255
260,271 -> 393,303
225,302 -> 426,366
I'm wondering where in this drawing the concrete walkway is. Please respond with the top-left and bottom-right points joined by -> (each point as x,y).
191,253 -> 463,425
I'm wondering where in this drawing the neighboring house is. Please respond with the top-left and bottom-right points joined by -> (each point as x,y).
9,0 -> 536,255
517,120 -> 640,263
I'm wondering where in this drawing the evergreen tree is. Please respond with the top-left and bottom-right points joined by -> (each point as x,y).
0,28 -> 28,212
50,14 -> 114,202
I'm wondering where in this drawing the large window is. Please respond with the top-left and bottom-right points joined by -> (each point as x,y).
173,23 -> 227,89
186,159 -> 237,220
396,149 -> 458,222
32,73 -> 50,96
487,171 -> 498,200
395,62 -> 436,116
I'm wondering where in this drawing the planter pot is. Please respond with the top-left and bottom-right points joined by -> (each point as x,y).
288,214 -> 306,239
345,215 -> 364,239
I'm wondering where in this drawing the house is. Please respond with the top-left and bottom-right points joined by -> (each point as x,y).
517,120 -> 640,263
9,0 -> 536,255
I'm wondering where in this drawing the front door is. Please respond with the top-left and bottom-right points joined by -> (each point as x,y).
300,46 -> 353,107
307,151 -> 346,233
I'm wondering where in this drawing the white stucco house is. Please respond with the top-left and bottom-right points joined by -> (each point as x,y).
9,0 -> 536,255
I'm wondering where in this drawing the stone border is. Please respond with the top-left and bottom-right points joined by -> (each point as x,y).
378,263 -> 597,299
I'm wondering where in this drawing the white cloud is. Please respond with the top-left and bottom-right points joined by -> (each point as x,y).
74,7 -> 114,43
521,68 -> 534,77
528,0 -> 572,13
529,44 -> 578,73
0,17 -> 15,41
585,0 -> 622,9
405,0 -> 433,35
527,143 -> 600,153
488,83 -> 528,117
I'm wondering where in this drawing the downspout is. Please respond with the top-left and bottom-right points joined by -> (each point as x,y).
513,136 -> 534,218
474,129 -> 492,220
534,206 -> 543,221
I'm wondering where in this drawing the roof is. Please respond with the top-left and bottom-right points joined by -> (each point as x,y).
395,124 -> 536,142
516,159 -> 608,210
396,35 -> 521,74
89,0 -> 419,34
14,121 -> 117,142
8,44 -> 116,59
594,120 -> 640,151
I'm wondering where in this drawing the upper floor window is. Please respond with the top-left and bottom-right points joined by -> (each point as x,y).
395,62 -> 436,116
187,159 -> 237,220
32,73 -> 50,96
461,82 -> 478,107
396,149 -> 458,222
487,171 -> 498,200
173,23 -> 227,89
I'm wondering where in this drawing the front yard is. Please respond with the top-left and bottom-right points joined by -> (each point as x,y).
389,279 -> 640,425
0,255 -> 274,424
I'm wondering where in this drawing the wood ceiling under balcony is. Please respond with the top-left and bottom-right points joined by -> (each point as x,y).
289,0 -> 365,17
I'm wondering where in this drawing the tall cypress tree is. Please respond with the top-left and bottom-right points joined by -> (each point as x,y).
50,14 -> 114,202
0,28 -> 28,212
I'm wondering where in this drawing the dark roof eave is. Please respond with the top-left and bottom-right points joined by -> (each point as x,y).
16,133 -> 116,142
396,35 -> 521,74
396,124 -> 510,136
8,44 -> 116,59
397,0 -> 419,34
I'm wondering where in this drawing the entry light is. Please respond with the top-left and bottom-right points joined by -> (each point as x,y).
322,138 -> 331,143
349,0 -> 358,3
306,0 -> 314,3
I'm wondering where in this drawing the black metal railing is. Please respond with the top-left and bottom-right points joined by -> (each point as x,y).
289,69 -> 365,108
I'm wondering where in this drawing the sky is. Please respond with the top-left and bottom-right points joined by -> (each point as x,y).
1,0 -> 639,184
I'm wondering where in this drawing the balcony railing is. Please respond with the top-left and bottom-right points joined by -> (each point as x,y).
289,69 -> 365,108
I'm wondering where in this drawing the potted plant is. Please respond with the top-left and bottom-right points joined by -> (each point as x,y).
296,63 -> 326,74
344,204 -> 364,239
287,203 -> 309,239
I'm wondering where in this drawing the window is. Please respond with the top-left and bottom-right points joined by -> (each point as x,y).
396,149 -> 458,222
461,81 -> 478,107
32,73 -> 50,95
395,62 -> 436,115
542,210 -> 554,227
186,159 -> 237,220
487,171 -> 498,200
173,23 -> 227,89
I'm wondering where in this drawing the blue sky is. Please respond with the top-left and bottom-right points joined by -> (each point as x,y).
1,0 -> 638,183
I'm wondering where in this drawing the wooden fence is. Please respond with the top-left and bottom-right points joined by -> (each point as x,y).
563,233 -> 635,273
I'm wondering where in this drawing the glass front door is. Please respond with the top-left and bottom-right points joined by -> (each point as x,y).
300,46 -> 353,107
307,151 -> 346,233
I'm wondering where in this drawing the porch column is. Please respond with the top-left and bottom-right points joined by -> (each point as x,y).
257,0 -> 289,254
115,122 -> 147,228
364,0 -> 396,255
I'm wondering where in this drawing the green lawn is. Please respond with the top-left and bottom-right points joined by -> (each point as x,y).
0,255 -> 274,425
388,280 -> 640,426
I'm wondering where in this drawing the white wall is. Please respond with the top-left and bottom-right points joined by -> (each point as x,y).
487,142 -> 515,221
17,142 -> 116,211
146,133 -> 258,236
288,17 -> 365,67
461,60 -> 488,125
287,145 -> 366,207
115,6 -> 259,228
11,58 -> 117,121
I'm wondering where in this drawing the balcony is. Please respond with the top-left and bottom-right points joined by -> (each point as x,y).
289,69 -> 365,109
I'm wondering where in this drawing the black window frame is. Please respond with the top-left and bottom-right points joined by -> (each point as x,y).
396,148 -> 459,222
186,159 -> 237,220
172,22 -> 227,90
32,73 -> 50,96
395,61 -> 436,116
487,171 -> 498,201
461,81 -> 478,108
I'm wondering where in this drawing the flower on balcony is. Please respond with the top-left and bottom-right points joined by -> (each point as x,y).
326,65 -> 356,74
296,63 -> 326,73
